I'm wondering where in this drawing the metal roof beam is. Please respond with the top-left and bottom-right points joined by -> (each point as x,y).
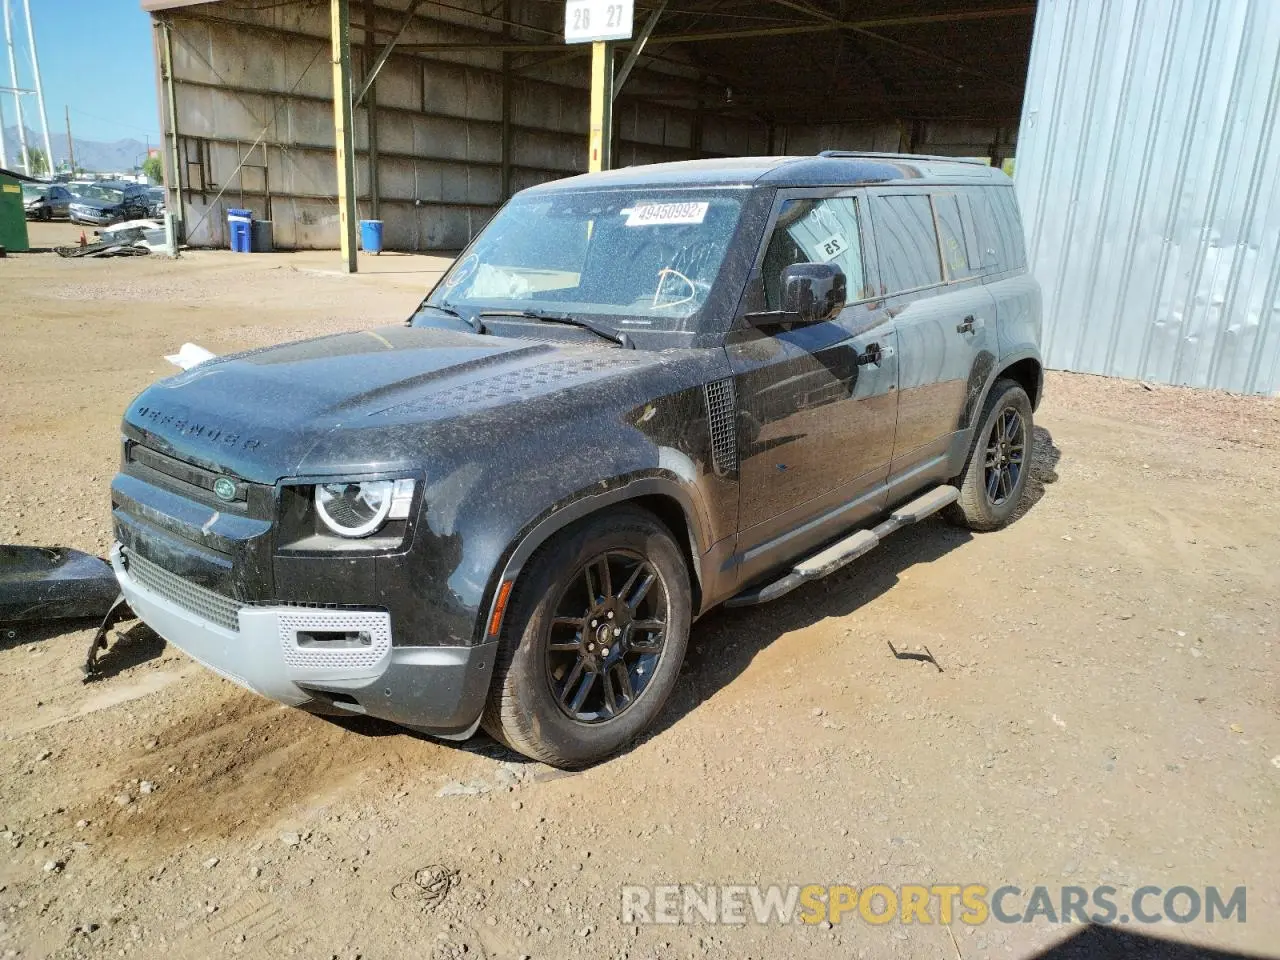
354,0 -> 425,107
399,5 -> 1034,52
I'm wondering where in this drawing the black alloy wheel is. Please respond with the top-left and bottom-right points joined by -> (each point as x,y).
483,507 -> 691,768
983,406 -> 1026,507
544,550 -> 668,723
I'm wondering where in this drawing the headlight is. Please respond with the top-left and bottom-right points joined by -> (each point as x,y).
314,478 -> 414,538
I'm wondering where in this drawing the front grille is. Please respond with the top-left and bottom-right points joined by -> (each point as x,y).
704,377 -> 738,477
123,548 -> 241,632
127,443 -> 248,504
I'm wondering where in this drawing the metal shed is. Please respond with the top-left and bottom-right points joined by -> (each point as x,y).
1015,0 -> 1280,395
141,0 -> 1032,258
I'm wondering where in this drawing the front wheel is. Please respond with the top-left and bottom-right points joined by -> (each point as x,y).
946,378 -> 1034,531
482,507 -> 691,768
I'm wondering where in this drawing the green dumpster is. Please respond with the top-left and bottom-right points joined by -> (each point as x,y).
0,168 -> 32,253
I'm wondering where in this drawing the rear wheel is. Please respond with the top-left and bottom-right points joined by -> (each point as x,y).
482,507 -> 691,768
946,378 -> 1033,531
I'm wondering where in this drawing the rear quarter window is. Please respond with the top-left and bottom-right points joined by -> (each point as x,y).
967,185 -> 1026,275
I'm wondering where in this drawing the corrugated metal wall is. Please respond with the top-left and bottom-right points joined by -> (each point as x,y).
1015,0 -> 1280,394
157,0 -> 768,252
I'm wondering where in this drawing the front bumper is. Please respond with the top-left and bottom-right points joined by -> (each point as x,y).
71,209 -> 114,224
111,544 -> 495,738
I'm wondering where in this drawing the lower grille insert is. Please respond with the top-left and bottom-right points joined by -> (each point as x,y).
123,548 -> 241,633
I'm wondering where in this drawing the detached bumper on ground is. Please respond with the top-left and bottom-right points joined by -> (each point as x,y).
110,544 -> 494,738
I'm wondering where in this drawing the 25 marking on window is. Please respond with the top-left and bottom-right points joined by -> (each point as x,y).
816,234 -> 848,262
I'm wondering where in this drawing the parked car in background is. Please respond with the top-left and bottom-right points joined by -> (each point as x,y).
144,186 -> 166,219
22,182 -> 74,220
109,153 -> 1042,767
69,182 -> 151,226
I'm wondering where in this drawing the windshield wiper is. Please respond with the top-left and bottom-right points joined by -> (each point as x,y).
478,308 -> 634,349
416,300 -> 486,334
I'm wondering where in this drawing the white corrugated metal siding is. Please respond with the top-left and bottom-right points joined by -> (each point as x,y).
1015,0 -> 1280,394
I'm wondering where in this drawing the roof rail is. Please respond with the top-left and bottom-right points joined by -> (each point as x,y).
817,149 -> 988,166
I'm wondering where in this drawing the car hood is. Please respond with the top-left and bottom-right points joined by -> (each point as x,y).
122,325 -> 659,483
72,197 -> 116,210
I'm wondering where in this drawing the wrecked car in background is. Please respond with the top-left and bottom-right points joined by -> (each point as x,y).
70,181 -> 151,226
108,153 -> 1042,768
22,182 -> 73,220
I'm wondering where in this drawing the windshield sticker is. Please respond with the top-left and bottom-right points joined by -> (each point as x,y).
814,233 -> 849,262
443,253 -> 478,288
624,201 -> 709,227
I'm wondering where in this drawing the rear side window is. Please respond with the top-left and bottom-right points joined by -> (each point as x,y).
761,196 -> 869,309
932,192 -> 984,280
871,193 -> 943,295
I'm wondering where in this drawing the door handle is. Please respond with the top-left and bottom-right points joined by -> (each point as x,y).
855,343 -> 883,366
957,315 -> 984,334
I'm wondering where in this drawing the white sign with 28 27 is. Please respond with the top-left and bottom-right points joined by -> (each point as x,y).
564,0 -> 634,43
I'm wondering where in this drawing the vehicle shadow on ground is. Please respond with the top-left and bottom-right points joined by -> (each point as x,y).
646,425 -> 1062,743
1030,926 -> 1272,959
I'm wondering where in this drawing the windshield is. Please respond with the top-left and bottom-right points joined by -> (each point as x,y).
21,185 -> 46,202
81,185 -> 124,204
427,189 -> 745,333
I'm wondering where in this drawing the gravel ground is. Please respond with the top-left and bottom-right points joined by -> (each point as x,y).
1,221 -> 1277,959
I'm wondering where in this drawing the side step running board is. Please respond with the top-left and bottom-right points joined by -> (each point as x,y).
725,485 -> 959,608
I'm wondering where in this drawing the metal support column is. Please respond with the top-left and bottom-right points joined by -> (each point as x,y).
21,0 -> 51,174
363,0 -> 379,219
331,0 -> 358,273
500,0 -> 512,199
587,40 -> 614,172
3,0 -> 29,173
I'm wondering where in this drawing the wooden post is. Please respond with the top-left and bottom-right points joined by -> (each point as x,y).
587,40 -> 613,172
331,0 -> 357,273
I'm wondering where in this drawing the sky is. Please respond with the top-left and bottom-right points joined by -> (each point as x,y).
5,0 -> 159,145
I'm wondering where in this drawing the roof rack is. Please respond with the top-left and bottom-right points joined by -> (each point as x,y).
817,150 -> 988,166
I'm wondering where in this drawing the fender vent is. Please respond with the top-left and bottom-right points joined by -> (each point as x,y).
704,377 -> 738,477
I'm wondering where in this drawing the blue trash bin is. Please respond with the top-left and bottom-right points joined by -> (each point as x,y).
359,219 -> 384,255
227,208 -> 253,253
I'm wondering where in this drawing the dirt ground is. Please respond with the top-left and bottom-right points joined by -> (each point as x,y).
2,220 -> 1278,960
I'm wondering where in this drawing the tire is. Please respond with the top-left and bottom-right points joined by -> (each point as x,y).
482,507 -> 691,768
946,378 -> 1034,532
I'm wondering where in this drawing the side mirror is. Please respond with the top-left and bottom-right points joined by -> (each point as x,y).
780,263 -> 847,323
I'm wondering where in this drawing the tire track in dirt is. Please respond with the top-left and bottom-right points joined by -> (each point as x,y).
78,690 -> 462,852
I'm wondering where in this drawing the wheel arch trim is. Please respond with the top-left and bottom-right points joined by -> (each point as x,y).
479,474 -> 711,645
971,350 -> 1043,430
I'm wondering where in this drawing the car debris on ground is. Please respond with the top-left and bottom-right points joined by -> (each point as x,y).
54,219 -> 168,258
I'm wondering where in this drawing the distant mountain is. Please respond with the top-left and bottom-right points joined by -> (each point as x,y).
2,125 -> 155,174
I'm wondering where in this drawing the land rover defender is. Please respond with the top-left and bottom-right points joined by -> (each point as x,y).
110,153 -> 1042,767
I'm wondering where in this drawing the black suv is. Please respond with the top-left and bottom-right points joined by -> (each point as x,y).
110,153 -> 1042,767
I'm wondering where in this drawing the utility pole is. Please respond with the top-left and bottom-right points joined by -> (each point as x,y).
330,0 -> 357,273
21,0 -> 50,175
2,0 -> 29,174
64,104 -> 75,173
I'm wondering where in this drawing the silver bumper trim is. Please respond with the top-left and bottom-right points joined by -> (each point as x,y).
111,545 -> 393,704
